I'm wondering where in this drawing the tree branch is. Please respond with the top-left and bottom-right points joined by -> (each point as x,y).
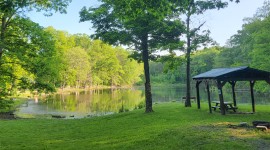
192,21 -> 206,34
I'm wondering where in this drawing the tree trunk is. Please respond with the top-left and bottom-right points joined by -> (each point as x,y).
0,16 -> 7,60
185,11 -> 192,107
142,34 -> 153,113
185,49 -> 191,107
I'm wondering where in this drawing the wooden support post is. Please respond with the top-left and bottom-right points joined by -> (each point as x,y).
217,80 -> 226,115
250,80 -> 255,113
229,81 -> 237,107
206,81 -> 212,113
196,81 -> 202,109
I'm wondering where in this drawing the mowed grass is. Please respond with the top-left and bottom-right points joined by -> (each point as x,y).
0,102 -> 269,150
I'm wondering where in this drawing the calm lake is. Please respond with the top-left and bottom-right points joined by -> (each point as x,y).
16,86 -> 270,118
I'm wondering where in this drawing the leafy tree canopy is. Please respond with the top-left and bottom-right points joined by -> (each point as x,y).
80,0 -> 184,52
0,0 -> 71,16
80,0 -> 186,113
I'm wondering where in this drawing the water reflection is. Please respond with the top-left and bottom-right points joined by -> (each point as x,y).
16,86 -> 270,118
17,88 -> 145,118
52,89 -> 146,116
34,96 -> 38,103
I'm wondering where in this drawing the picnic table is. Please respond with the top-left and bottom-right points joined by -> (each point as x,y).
182,96 -> 196,103
211,101 -> 238,112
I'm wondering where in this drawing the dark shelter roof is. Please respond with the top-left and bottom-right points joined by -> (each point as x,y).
193,66 -> 270,82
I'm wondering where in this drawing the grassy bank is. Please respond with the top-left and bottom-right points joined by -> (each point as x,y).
0,102 -> 269,150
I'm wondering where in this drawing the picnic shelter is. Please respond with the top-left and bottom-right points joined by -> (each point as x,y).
192,66 -> 270,115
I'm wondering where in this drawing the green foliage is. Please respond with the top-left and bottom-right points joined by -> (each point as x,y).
151,2 -> 270,93
148,61 -> 183,85
0,19 -> 143,100
191,47 -> 220,76
64,47 -> 90,87
80,0 -> 183,49
137,101 -> 145,109
115,47 -> 144,86
43,28 -> 143,88
0,0 -> 71,16
80,0 -> 185,112
0,17 -> 57,96
89,40 -> 122,86
248,16 -> 270,92
0,99 -> 13,111
215,2 -> 270,92
0,0 -> 72,100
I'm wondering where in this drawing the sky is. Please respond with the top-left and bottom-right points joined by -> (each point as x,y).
28,0 -> 266,46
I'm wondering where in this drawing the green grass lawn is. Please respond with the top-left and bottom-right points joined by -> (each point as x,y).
0,102 -> 269,150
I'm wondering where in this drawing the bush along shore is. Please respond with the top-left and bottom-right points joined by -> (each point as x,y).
0,97 -> 29,119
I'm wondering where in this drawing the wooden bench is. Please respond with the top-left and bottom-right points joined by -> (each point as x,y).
182,96 -> 196,103
211,105 -> 220,111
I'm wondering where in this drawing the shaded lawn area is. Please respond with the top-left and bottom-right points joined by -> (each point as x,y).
0,102 -> 269,150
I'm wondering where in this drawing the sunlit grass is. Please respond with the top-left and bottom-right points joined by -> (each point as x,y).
0,102 -> 269,150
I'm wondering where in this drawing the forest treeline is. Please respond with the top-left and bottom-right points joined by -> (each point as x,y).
0,26 -> 143,97
44,27 -> 143,89
151,4 -> 270,93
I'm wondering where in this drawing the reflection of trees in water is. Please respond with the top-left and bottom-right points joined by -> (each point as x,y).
44,86 -> 269,114
45,89 -> 144,113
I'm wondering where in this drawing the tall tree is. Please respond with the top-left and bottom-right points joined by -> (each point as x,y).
0,0 -> 71,60
172,0 -> 237,107
0,0 -> 72,98
88,40 -> 122,87
44,27 -> 76,89
0,17 -> 59,96
64,47 -> 90,88
80,0 -> 183,112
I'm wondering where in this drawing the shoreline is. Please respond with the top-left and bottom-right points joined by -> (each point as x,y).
0,111 -> 16,120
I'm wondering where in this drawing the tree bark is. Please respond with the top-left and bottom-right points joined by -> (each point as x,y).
0,16 -> 7,60
142,34 -> 153,113
185,10 -> 192,107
